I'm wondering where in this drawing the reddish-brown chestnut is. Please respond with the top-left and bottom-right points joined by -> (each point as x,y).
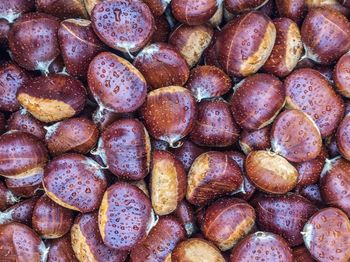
239,126 -> 271,155
142,0 -> 169,16
336,114 -> 350,160
0,197 -> 37,226
275,0 -> 306,24
174,200 -> 196,236
297,184 -> 324,207
334,53 -> 350,97
0,0 -> 35,23
224,0 -> 268,13
46,234 -> 78,262
5,170 -> 43,197
0,181 -> 18,211
293,246 -> 316,262
35,0 -> 88,19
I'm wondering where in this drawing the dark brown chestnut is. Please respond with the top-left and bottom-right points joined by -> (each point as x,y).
91,0 -> 155,53
0,19 -> 10,47
0,197 -> 37,226
297,184 -> 324,207
46,234 -> 78,262
275,0 -> 306,24
43,153 -> 107,213
58,18 -> 105,79
5,170 -> 43,197
239,126 -> 270,155
35,0 -> 88,19
230,73 -> 285,130
142,0 -> 169,16
186,151 -> 243,206
140,86 -> 197,147
17,74 -> 87,123
32,194 -> 74,239
336,114 -> 350,160
339,0 -> 350,8
151,150 -> 186,216
334,53 -> 350,97
284,68 -> 345,137
88,52 -> 147,113
293,246 -> 316,262
98,182 -> 152,250
0,181 -> 18,211
151,15 -> 170,43
174,200 -> 196,236
133,43 -> 190,90
224,0 -> 268,13
190,99 -> 240,147
0,0 -> 35,23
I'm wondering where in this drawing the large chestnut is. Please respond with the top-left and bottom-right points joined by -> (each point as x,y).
17,74 -> 87,123
98,182 -> 152,250
0,197 -> 37,226
140,86 -> 197,147
186,151 -> 243,206
35,0 -> 88,19
43,153 -> 107,213
88,52 -> 147,114
230,73 -> 285,130
239,126 -> 270,155
46,234 -> 78,262
151,150 -> 186,216
91,0 -> 155,53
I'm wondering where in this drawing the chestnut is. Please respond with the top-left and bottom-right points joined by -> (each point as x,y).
71,212 -> 128,262
305,0 -> 350,16
88,52 -> 147,114
297,184 -> 324,207
230,73 -> 285,130
336,114 -> 350,160
43,153 -> 107,213
0,197 -> 37,226
0,131 -> 48,179
284,68 -> 345,137
174,200 -> 196,236
262,18 -> 303,77
151,15 -> 170,43
0,62 -> 29,112
201,198 -> 256,251
0,0 -> 35,23
334,53 -> 350,97
209,2 -> 224,28
130,216 -> 186,261
319,157 -> 350,216
301,7 -> 350,65
239,126 -> 270,155
340,0 -> 350,8
185,65 -> 232,101
91,0 -> 155,53
17,74 -> 87,123
7,110 -> 45,140
8,12 -> 60,72
0,19 -> 10,47
83,0 -> 101,16
142,0 -> 169,16
32,194 -> 74,239
46,234 -> 78,262
151,138 -> 169,151
133,43 -> 190,90
94,118 -> 151,180
171,0 -> 218,25
224,0 -> 268,13
58,18 -> 106,79
271,109 -> 322,163
140,86 -> 197,147
314,65 -> 334,83
230,231 -> 294,262
203,30 -> 222,69
190,99 -> 240,147
186,151 -> 243,206
216,11 -> 276,77
293,246 -> 316,262
254,193 -> 317,247
0,181 -> 18,211
35,0 -> 88,19
302,207 -> 350,262
45,117 -> 99,156
326,134 -> 341,158
245,150 -> 298,194
172,238 -> 225,262
5,170 -> 43,197
151,150 -> 186,216
0,222 -> 48,262
275,0 -> 306,24
169,24 -> 214,68
98,182 -> 152,250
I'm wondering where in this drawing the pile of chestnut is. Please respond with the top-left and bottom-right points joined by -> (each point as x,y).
1,0 -> 350,261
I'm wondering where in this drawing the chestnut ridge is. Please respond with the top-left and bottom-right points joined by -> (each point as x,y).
1,0 -> 350,261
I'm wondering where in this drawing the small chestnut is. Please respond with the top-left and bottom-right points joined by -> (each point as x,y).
336,114 -> 350,160
297,184 -> 324,207
0,181 -> 18,211
224,0 -> 269,13
239,126 -> 271,155
46,234 -> 78,262
173,200 -> 196,237
35,0 -> 88,19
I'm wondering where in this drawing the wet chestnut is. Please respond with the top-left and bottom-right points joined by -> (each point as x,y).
35,0 -> 88,19
230,231 -> 294,262
305,0 -> 350,16
293,246 -> 316,262
142,0 -> 169,16
133,43 -> 190,90
88,52 -> 147,113
275,0 -> 306,24
254,193 -> 317,246
172,238 -> 225,262
298,184 -> 324,207
301,7 -> 350,65
185,65 -> 232,101
169,24 -> 214,68
5,170 -> 43,197
186,151 -> 243,206
17,74 -> 87,123
71,212 -> 128,261
151,150 -> 186,216
58,18 -> 106,79
32,194 -> 74,239
230,73 -> 285,130
43,153 -> 107,213
91,0 -> 155,53
284,68 -> 345,137
216,11 -> 276,77
245,150 -> 298,194
174,200 -> 196,236
98,182 -> 152,250
0,62 -> 29,112
336,114 -> 350,160
0,222 -> 47,262
140,86 -> 197,147
130,216 -> 186,261
224,0 -> 268,13
0,131 -> 48,179
0,197 -> 37,226
151,15 -> 170,43
334,53 -> 350,97
302,208 -> 350,262
201,198 -> 256,251
171,0 -> 218,25
0,181 -> 18,211
239,126 -> 270,155
8,12 -> 60,72
46,234 -> 78,262
0,0 -> 35,23
95,118 -> 151,180
190,99 -> 240,147
45,117 -> 99,156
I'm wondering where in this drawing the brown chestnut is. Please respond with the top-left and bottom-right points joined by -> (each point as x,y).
35,0 -> 88,19
224,0 -> 268,13
151,15 -> 170,43
0,19 -> 10,47
174,200 -> 196,236
336,114 -> 350,160
0,197 -> 37,226
293,246 -> 316,262
46,234 -> 78,262
239,126 -> 270,155
0,181 -> 18,211
334,53 -> 350,97
275,0 -> 306,24
298,184 -> 324,207
5,170 -> 43,197
151,150 -> 186,216
43,153 -> 107,213
142,0 -> 169,16
306,0 -> 350,16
